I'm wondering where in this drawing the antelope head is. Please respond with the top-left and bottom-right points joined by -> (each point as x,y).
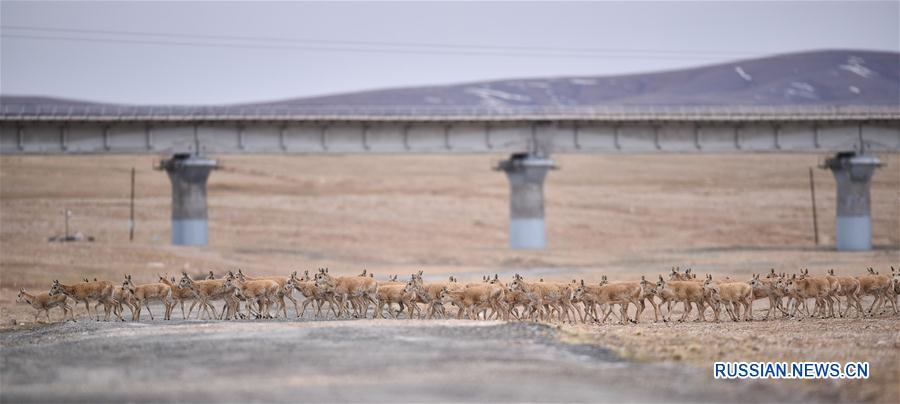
16,289 -> 30,304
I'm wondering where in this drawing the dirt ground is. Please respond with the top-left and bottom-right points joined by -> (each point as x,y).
5,318 -> 895,403
563,316 -> 900,403
1,153 -> 899,402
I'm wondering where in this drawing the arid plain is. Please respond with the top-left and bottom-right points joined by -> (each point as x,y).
1,153 -> 898,402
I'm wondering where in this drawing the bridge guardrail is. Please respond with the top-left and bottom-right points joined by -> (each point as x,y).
1,103 -> 899,122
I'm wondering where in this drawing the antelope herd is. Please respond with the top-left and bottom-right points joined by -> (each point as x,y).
15,266 -> 900,325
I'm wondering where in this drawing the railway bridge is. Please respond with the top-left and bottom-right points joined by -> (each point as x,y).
2,104 -> 898,250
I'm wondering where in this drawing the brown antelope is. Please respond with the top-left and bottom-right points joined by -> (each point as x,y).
287,270 -> 336,318
667,267 -> 696,281
80,279 -> 129,321
891,266 -> 900,303
401,279 -> 428,318
501,282 -> 534,320
235,269 -> 299,318
857,268 -> 896,316
122,275 -> 175,321
508,275 -> 576,323
572,281 -> 604,323
215,275 -> 248,320
644,276 -> 676,322
700,281 -> 723,322
375,282 -> 418,319
891,267 -> 900,309
748,274 -> 788,320
668,267 -> 684,281
439,282 -> 506,321
314,268 -> 378,318
462,274 -> 508,320
225,276 -> 280,319
158,274 -> 196,319
654,276 -> 707,322
105,284 -> 134,321
505,279 -> 547,321
17,289 -> 74,322
825,269 -> 864,317
178,271 -> 230,319
49,279 -> 115,321
405,273 -> 464,319
547,281 -> 580,323
597,278 -> 644,324
468,276 -> 509,320
799,268 -> 840,318
376,273 -> 418,316
402,277 -> 446,319
572,279 -> 641,324
703,275 -> 752,321
636,276 -> 662,322
785,271 -> 831,318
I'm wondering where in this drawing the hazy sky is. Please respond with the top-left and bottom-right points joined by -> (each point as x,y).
1,1 -> 898,105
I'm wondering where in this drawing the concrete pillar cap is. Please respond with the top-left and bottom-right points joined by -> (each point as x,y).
821,152 -> 882,170
494,153 -> 556,171
846,154 -> 882,166
156,153 -> 219,171
821,152 -> 881,182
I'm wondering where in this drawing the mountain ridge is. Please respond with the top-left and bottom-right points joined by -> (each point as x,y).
2,49 -> 898,109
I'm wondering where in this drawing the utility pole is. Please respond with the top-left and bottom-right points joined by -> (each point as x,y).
63,209 -> 71,239
130,167 -> 135,242
808,167 -> 819,245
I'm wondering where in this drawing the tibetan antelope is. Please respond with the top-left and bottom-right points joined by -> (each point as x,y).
703,275 -> 752,321
235,269 -> 299,318
375,281 -> 418,319
654,276 -> 707,322
508,275 -> 577,323
49,279 -> 115,321
405,273 -> 464,319
748,274 -> 788,320
314,268 -> 378,318
287,270 -> 336,318
785,271 -> 831,318
16,289 -> 74,323
105,284 -> 134,321
857,268 -> 897,316
178,271 -> 231,319
438,283 -> 506,321
122,275 -> 175,321
572,279 -> 641,324
225,276 -> 280,319
159,274 -> 197,319
825,269 -> 864,317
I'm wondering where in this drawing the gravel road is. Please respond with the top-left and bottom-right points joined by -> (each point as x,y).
0,318 -> 824,403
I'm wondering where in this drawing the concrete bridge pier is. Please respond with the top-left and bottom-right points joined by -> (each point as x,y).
821,152 -> 882,251
158,154 -> 218,246
496,153 -> 556,249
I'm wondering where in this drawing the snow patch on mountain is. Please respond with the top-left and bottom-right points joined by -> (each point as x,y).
849,86 -> 861,94
569,78 -> 598,86
839,56 -> 874,78
734,66 -> 753,82
464,87 -> 531,107
785,82 -> 818,100
464,88 -> 531,101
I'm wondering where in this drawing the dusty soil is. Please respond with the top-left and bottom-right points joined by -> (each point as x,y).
1,153 -> 899,402
563,316 -> 900,403
1,319 -> 887,403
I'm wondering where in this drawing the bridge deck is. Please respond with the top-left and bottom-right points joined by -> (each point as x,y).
1,105 -> 898,154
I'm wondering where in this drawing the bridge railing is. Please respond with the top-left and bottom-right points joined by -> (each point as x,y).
1,103 -> 899,121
